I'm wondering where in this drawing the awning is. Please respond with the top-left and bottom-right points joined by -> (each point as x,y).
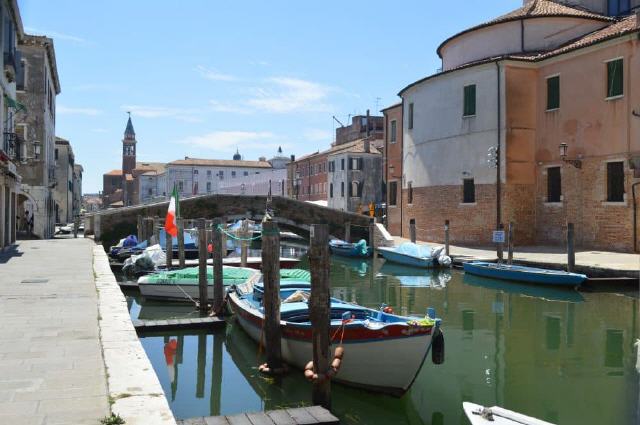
4,95 -> 26,113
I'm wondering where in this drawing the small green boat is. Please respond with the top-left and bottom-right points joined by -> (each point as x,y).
138,266 -> 310,302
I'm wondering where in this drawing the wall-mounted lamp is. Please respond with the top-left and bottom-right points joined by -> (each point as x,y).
559,143 -> 582,169
462,171 -> 471,176
633,110 -> 640,118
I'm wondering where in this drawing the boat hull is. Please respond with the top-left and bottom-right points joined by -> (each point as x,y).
329,242 -> 372,258
463,261 -> 586,286
228,290 -> 434,396
378,247 -> 438,268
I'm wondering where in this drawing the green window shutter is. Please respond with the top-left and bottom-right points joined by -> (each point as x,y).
607,59 -> 623,98
546,76 -> 560,110
463,85 -> 476,116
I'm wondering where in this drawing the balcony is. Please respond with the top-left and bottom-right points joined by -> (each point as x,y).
2,132 -> 21,162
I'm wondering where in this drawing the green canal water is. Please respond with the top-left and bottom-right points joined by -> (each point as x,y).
122,255 -> 639,424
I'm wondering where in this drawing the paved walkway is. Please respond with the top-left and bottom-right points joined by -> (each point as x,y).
0,238 -> 109,425
393,236 -> 640,275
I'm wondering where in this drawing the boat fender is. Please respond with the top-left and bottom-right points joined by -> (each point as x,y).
304,347 -> 345,382
383,306 -> 394,314
432,330 -> 445,365
258,362 -> 288,375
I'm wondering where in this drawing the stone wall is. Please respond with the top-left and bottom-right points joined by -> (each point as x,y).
88,194 -> 371,248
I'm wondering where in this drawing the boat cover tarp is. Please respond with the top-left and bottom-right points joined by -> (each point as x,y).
158,231 -> 197,248
142,266 -> 254,285
279,269 -> 311,282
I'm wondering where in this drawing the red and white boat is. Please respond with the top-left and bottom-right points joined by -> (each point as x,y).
227,282 -> 444,396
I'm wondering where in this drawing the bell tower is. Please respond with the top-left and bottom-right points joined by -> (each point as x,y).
122,112 -> 137,174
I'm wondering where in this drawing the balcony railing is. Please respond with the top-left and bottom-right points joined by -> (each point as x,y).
2,132 -> 21,162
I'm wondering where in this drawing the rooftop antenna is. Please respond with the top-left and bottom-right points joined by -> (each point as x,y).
332,115 -> 345,127
375,97 -> 381,112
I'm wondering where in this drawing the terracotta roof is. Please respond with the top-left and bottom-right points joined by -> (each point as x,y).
104,169 -> 122,176
510,14 -> 639,61
380,101 -> 402,113
401,15 -> 639,96
437,0 -> 615,57
167,158 -> 273,168
134,162 -> 166,173
295,139 -> 381,162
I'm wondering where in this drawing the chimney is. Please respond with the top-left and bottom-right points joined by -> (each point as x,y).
364,139 -> 370,153
366,109 -> 371,138
259,156 -> 266,162
290,154 -> 295,162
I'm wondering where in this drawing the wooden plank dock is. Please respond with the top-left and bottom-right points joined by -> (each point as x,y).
132,316 -> 225,333
177,406 -> 339,425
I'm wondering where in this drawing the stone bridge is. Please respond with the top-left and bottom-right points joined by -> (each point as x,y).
85,194 -> 374,248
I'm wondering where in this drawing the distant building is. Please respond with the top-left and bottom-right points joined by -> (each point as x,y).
327,139 -> 383,213
382,102 -> 402,235
0,0 -> 24,250
82,193 -> 102,212
335,111 -> 384,146
52,137 -> 75,224
165,153 -> 274,198
217,147 -> 291,196
15,34 -> 60,239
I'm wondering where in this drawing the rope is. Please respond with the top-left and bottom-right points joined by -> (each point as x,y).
166,278 -> 200,307
215,224 -> 262,241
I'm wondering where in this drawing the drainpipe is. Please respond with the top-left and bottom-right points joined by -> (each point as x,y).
633,182 -> 640,252
495,61 -> 502,230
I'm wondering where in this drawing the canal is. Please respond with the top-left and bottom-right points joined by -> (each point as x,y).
120,248 -> 639,424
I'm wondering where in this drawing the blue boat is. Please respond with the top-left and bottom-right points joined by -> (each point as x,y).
378,243 -> 447,269
463,261 -> 587,287
329,239 -> 372,258
463,273 -> 585,303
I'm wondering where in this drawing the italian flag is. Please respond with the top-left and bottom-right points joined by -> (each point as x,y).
164,186 -> 179,237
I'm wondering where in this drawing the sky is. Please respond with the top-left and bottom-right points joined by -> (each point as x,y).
19,0 -> 522,193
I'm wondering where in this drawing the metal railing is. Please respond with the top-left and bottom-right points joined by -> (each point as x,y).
2,132 -> 20,161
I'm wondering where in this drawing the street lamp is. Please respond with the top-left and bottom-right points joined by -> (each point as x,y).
559,143 -> 582,169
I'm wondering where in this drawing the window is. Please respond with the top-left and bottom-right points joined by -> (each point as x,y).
148,188 -> 152,196
207,170 -> 212,177
232,171 -> 236,178
193,169 -> 198,175
390,120 -> 397,143
244,171 -> 248,176
54,148 -> 58,160
608,0 -> 630,16
408,103 -> 414,129
547,167 -> 561,202
341,158 -> 345,170
462,178 -> 475,203
606,161 -> 625,202
341,181 -> 345,197
463,84 -> 476,117
606,58 -> 623,98
178,181 -> 184,192
350,181 -> 361,197
206,182 -> 211,192
408,182 -> 413,204
219,170 -> 224,180
388,181 -> 397,206
546,76 -> 560,110
330,183 -> 333,198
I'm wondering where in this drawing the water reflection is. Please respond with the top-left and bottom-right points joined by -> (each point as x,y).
126,255 -> 639,424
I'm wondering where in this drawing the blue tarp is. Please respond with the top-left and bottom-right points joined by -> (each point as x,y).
158,231 -> 197,249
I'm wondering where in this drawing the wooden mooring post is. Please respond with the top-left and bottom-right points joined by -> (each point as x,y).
144,218 -> 153,244
567,222 -> 575,273
344,221 -> 351,243
197,219 -> 208,312
165,226 -> 173,270
409,219 -> 416,243
240,219 -> 249,268
308,224 -> 331,409
497,223 -> 504,263
261,221 -> 282,372
154,216 -> 161,246
507,221 -> 514,265
177,217 -> 185,268
368,218 -> 376,252
212,218 -> 224,315
73,215 -> 79,238
444,220 -> 450,257
137,215 -> 143,241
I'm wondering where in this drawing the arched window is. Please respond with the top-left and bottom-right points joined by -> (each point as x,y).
350,181 -> 361,198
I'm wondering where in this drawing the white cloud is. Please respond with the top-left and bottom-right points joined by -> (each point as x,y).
304,129 -> 332,142
209,100 -> 252,114
246,77 -> 332,113
178,131 -> 275,152
24,27 -> 88,44
57,105 -> 102,116
121,105 -> 202,123
195,66 -> 237,82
